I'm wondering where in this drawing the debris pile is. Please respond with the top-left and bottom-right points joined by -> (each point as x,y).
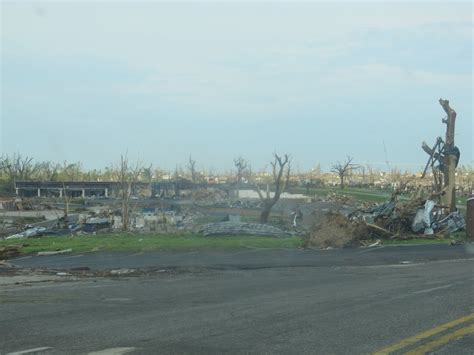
350,194 -> 465,238
192,189 -> 229,206
306,191 -> 466,248
325,192 -> 355,205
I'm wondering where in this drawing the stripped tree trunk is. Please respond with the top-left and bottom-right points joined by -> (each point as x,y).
255,153 -> 291,224
439,99 -> 457,212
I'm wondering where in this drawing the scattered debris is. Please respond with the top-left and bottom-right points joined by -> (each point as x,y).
0,259 -> 15,268
37,249 -> 72,256
0,197 -> 33,211
109,268 -> 136,275
360,239 -> 381,248
83,218 -> 111,233
6,226 -> 47,239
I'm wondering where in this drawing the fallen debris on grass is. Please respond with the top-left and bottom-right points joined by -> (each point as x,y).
6,226 -> 48,239
37,248 -> 72,256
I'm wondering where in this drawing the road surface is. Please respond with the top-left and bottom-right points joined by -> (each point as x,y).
1,244 -> 473,354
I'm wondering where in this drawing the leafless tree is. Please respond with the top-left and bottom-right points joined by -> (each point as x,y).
255,153 -> 291,223
0,154 -> 36,182
234,156 -> 248,184
62,182 -> 72,218
115,154 -> 143,231
34,161 -> 60,181
233,156 -> 248,198
188,155 -> 197,186
141,164 -> 154,183
331,156 -> 356,189
60,161 -> 83,181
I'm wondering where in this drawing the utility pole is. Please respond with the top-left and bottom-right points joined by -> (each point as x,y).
439,99 -> 457,212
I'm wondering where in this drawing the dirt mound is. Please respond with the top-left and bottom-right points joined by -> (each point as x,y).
304,211 -> 369,248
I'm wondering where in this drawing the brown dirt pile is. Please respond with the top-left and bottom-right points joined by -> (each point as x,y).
304,211 -> 369,248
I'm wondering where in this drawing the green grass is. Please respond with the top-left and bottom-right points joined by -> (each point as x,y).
289,186 -> 395,203
0,233 -> 304,254
290,186 -> 470,208
382,231 -> 468,246
381,238 -> 450,246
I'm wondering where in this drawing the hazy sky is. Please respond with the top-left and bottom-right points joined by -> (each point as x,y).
1,1 -> 472,173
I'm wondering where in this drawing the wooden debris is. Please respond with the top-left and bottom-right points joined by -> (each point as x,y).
37,248 -> 72,256
0,245 -> 23,259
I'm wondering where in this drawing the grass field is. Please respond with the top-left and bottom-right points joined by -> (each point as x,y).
289,186 -> 397,203
0,234 -> 303,254
289,186 -> 468,209
1,232 -> 466,255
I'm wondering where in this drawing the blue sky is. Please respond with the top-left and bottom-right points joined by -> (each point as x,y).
1,1 -> 472,173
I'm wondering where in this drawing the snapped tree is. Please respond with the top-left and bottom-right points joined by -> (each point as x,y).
331,156 -> 356,189
255,153 -> 291,223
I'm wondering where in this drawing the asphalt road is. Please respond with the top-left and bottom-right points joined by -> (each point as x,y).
1,244 -> 473,354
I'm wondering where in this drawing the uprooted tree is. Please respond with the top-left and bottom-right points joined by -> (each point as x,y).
255,153 -> 291,223
331,156 -> 356,189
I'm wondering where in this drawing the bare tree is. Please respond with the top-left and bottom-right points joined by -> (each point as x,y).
59,161 -> 83,181
0,154 -> 36,182
116,154 -> 143,231
34,161 -> 60,181
331,156 -> 356,189
234,156 -> 248,183
62,182 -> 72,218
255,153 -> 291,223
233,156 -> 248,198
141,164 -> 154,183
188,155 -> 197,186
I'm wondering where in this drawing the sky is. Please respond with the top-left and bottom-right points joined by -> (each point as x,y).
1,1 -> 472,173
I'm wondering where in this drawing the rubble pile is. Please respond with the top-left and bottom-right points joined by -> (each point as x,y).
0,198 -> 33,211
228,199 -> 262,209
199,222 -> 293,237
307,192 -> 467,248
325,192 -> 355,205
313,192 -> 375,211
192,189 -> 229,206
350,195 -> 465,238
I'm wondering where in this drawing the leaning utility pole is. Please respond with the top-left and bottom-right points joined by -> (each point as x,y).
439,98 -> 457,212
